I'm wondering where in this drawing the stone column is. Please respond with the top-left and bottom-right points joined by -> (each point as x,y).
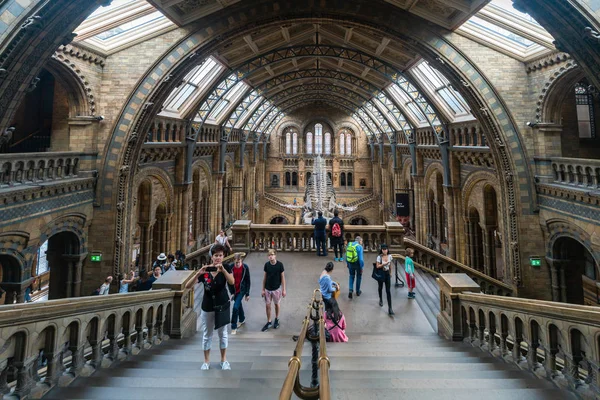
560,265 -> 567,302
546,257 -> 561,301
13,358 -> 35,398
212,173 -> 224,234
44,352 -> 61,387
138,222 -> 152,271
443,186 -> 456,259
464,217 -> 472,267
178,184 -> 191,252
0,359 -> 9,396
64,254 -> 86,297
482,226 -> 493,277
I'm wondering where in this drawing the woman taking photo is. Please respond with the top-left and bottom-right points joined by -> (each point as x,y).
376,244 -> 394,316
187,243 -> 234,370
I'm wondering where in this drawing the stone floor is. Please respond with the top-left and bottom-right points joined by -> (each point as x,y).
221,251 -> 433,337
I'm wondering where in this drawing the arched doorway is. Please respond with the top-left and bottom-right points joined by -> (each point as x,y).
467,208 -> 484,272
270,216 -> 290,224
0,255 -> 24,304
47,231 -> 83,300
349,217 -> 368,225
552,237 -> 598,305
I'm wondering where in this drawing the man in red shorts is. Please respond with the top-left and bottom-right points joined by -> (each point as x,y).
261,249 -> 286,331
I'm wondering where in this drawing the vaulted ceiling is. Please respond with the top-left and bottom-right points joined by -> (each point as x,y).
149,0 -> 489,30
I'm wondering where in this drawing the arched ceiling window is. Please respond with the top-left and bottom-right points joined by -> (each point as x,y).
306,132 -> 313,155
339,132 -> 345,156
160,57 -> 223,118
324,132 -> 331,155
315,124 -> 323,155
457,0 -> 556,62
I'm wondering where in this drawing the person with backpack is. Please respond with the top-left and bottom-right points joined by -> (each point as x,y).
328,210 -> 344,261
346,236 -> 364,299
311,211 -> 328,256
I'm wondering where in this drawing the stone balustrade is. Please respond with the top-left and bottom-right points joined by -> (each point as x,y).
231,220 -> 405,254
439,274 -> 600,400
548,157 -> 600,189
0,152 -> 96,188
146,116 -> 186,143
404,238 -> 513,296
0,271 -> 197,399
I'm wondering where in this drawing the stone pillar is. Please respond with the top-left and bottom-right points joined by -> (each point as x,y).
443,186 -> 456,259
65,259 -> 74,298
138,222 -> 152,271
0,359 -> 9,396
13,358 -> 35,398
437,274 -> 481,341
177,184 -> 191,252
385,222 -> 405,254
44,352 -> 61,387
546,257 -> 561,302
560,265 -> 567,302
482,226 -> 493,277
212,173 -> 224,234
64,254 -> 86,297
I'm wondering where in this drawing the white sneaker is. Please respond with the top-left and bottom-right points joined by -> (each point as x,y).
231,328 -> 237,335
201,362 -> 210,370
220,361 -> 231,370
238,320 -> 245,328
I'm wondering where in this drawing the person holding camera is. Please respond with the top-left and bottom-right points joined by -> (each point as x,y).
375,244 -> 394,315
187,243 -> 235,370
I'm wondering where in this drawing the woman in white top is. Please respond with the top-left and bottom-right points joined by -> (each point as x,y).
375,244 -> 394,316
215,230 -> 232,256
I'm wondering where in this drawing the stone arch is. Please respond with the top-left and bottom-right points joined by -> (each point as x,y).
98,6 -> 529,276
133,167 -> 175,218
461,171 -> 502,216
37,214 -> 87,256
545,219 -> 600,267
536,62 -> 583,123
424,162 -> 444,196
47,55 -> 96,117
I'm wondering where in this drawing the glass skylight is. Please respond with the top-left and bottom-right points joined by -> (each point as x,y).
162,57 -> 224,116
94,11 -> 164,40
206,81 -> 249,124
467,16 -> 534,47
387,84 -> 428,126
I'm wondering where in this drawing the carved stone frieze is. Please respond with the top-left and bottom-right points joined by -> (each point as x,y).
526,52 -> 571,73
139,147 -> 182,164
57,44 -> 106,67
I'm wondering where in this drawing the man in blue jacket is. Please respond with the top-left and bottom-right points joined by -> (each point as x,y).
346,236 -> 364,299
311,211 -> 328,256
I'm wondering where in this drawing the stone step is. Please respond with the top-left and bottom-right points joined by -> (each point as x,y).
67,376 -> 554,390
43,387 -> 576,400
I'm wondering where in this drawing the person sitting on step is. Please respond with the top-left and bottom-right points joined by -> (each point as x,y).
324,298 -> 348,343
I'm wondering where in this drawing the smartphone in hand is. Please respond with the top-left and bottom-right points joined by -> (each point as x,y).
205,266 -> 217,272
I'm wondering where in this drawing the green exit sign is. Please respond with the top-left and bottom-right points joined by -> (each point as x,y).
530,257 -> 541,267
90,254 -> 102,262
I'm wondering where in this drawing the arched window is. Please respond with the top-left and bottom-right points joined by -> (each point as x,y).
340,172 -> 346,186
347,172 -> 353,186
575,83 -> 596,139
292,132 -> 298,154
285,131 -> 291,154
346,133 -> 352,155
315,124 -> 323,154
339,133 -> 345,155
285,171 -> 291,186
292,172 -> 298,186
306,172 -> 312,185
306,132 -> 313,154
324,132 -> 331,155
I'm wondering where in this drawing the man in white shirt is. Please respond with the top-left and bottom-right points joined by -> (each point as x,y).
99,276 -> 113,295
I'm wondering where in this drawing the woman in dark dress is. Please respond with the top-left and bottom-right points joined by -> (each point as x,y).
187,243 -> 234,370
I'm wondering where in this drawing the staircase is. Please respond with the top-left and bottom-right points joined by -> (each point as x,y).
44,330 -> 575,400
42,252 -> 577,400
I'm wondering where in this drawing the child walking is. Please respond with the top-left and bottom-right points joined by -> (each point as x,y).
405,248 -> 416,298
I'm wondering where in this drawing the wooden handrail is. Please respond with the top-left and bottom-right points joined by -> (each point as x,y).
9,130 -> 40,148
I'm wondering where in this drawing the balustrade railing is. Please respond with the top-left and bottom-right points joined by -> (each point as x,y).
439,274 -> 600,400
231,221 -> 405,254
146,116 -> 186,143
0,272 -> 197,399
0,151 -> 96,188
404,238 -> 513,296
548,157 -> 600,189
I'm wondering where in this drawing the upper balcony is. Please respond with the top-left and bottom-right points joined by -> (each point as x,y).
0,151 -> 97,194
